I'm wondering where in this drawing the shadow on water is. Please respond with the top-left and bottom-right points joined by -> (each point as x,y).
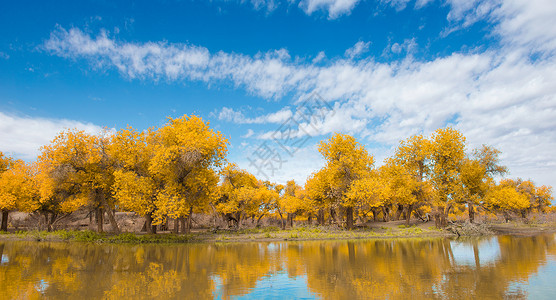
0,234 -> 555,299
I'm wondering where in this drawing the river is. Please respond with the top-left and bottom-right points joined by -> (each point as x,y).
1,234 -> 555,299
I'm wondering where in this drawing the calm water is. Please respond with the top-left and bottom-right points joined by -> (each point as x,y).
1,234 -> 555,299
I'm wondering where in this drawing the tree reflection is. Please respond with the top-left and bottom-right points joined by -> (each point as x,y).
0,234 -> 554,299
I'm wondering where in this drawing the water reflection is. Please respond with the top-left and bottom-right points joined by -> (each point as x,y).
0,234 -> 554,299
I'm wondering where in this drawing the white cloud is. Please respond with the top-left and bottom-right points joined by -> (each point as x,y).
493,0 -> 556,56
43,0 -> 556,188
389,38 -> 417,55
445,0 -> 499,25
248,0 -> 280,12
0,52 -> 9,59
242,129 -> 255,138
218,107 -> 245,123
440,0 -> 556,58
215,0 -> 362,19
237,141 -> 324,184
381,0 -> 412,11
44,26 -> 306,99
298,0 -> 361,18
312,51 -> 326,63
415,0 -> 434,9
345,41 -> 370,58
0,112 -> 106,160
217,107 -> 292,124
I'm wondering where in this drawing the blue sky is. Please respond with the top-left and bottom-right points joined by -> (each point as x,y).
1,0 -> 555,188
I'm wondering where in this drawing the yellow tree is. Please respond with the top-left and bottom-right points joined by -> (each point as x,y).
305,168 -> 333,225
150,115 -> 228,233
287,185 -> 317,225
236,180 -> 280,227
0,159 -> 39,231
279,180 -> 304,228
38,129 -> 119,233
497,178 -> 553,217
0,151 -> 13,173
485,183 -> 530,221
345,168 -> 392,223
215,163 -> 259,228
382,161 -> 432,225
534,185 -> 554,212
0,151 -> 15,230
459,145 -> 507,222
33,158 -> 92,231
429,127 -> 466,227
110,127 -> 162,233
318,133 -> 373,229
389,134 -> 433,224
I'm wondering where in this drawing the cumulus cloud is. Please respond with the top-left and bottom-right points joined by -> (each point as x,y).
43,0 -> 556,187
44,26 -> 305,99
217,107 -> 293,124
0,112 -> 107,160
312,51 -> 326,63
493,0 -> 556,56
298,0 -> 361,19
345,41 -> 370,58
388,38 -> 417,56
242,129 -> 255,138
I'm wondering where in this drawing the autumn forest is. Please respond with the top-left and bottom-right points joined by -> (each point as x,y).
0,115 -> 553,234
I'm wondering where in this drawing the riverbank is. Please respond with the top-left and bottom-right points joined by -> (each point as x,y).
2,220 -> 555,244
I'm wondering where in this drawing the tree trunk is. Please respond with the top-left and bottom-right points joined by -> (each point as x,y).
277,208 -> 285,230
235,212 -> 242,229
96,207 -> 104,233
346,206 -> 354,230
382,206 -> 390,222
256,213 -> 266,227
186,207 -> 193,233
179,217 -> 186,234
41,211 -> 49,231
98,191 -> 120,233
307,214 -> 312,225
103,206 -> 120,234
1,210 -> 9,232
436,206 -> 449,228
145,213 -> 156,234
173,218 -> 180,234
330,207 -> 337,225
47,213 -> 57,232
468,202 -> 475,223
287,213 -> 294,228
405,205 -> 413,226
317,209 -> 324,225
434,205 -> 450,228
89,211 -> 94,230
161,218 -> 168,231
394,204 -> 404,220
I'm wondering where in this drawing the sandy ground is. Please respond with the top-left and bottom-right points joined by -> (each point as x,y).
2,211 -> 555,243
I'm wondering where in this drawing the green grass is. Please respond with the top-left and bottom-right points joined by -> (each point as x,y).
0,223 -> 454,244
288,232 -> 299,239
236,226 -> 280,234
0,229 -> 194,244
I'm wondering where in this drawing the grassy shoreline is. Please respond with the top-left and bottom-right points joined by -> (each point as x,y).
1,222 -> 555,244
